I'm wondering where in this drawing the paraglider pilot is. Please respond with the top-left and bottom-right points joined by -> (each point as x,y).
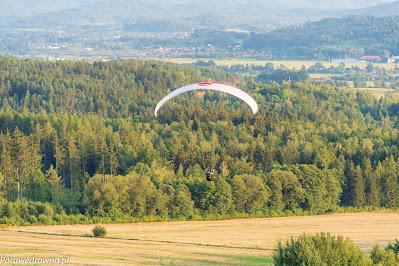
205,170 -> 215,181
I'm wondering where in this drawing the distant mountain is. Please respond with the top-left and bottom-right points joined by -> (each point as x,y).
243,15 -> 399,58
2,0 -> 398,32
0,0 -> 98,19
352,0 -> 399,15
299,0 -> 395,9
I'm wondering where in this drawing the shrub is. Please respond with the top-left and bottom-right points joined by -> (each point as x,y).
53,214 -> 68,224
9,216 -> 25,226
27,204 -> 38,216
35,202 -> 46,214
68,214 -> 80,224
273,233 -> 372,266
370,245 -> 397,265
92,225 -> 107,237
27,215 -> 38,224
14,200 -> 29,219
6,203 -> 17,218
92,216 -> 102,224
386,239 -> 399,254
52,204 -> 66,215
38,214 -> 52,225
43,203 -> 54,217
0,217 -> 9,224
101,217 -> 112,224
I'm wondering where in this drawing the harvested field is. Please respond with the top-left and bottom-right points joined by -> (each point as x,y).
1,212 -> 399,265
158,58 -> 397,70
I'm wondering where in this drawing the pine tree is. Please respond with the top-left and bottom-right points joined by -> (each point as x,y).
244,175 -> 269,213
231,175 -> 247,212
266,171 -> 284,212
176,164 -> 184,179
353,165 -> 366,208
46,165 -> 61,202
77,136 -> 87,174
41,121 -> 55,171
157,139 -> 168,160
0,132 -> 13,200
97,136 -> 107,182
28,133 -> 42,171
12,128 -> 30,200
210,132 -> 219,169
384,156 -> 398,208
362,158 -> 372,202
171,183 -> 195,219
0,172 -> 4,200
53,133 -> 65,176
220,161 -> 230,178
68,134 -> 80,190
108,142 -> 118,176
363,158 -> 380,207
342,161 -> 356,206
213,177 -> 234,215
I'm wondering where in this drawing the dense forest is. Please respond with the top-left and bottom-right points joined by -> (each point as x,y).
244,15 -> 399,59
1,56 -> 399,225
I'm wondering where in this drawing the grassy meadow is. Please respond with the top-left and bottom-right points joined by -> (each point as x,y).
2,212 -> 399,265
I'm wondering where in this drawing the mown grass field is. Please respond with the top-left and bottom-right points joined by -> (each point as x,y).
158,58 -> 397,70
356,87 -> 396,99
1,212 -> 399,265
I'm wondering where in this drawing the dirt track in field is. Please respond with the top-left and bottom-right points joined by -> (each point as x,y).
1,212 -> 399,265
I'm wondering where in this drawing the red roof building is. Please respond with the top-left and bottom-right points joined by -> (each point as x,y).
360,56 -> 380,60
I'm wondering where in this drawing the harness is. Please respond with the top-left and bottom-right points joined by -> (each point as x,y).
206,172 -> 213,181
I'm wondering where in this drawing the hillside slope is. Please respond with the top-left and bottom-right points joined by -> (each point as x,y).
243,15 -> 399,58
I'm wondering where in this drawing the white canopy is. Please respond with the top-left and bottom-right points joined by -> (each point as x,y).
155,82 -> 258,117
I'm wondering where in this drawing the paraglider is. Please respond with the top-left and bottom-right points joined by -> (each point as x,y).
155,82 -> 258,182
204,170 -> 215,181
154,82 -> 258,117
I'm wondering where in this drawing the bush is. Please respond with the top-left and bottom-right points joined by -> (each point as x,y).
273,233 -> 372,266
386,239 -> 399,254
43,203 -> 54,217
27,215 -> 38,224
38,214 -> 53,225
0,217 -> 9,224
27,204 -> 38,216
92,225 -> 107,237
8,216 -> 25,226
53,214 -> 68,224
6,203 -> 17,218
370,245 -> 398,265
35,202 -> 46,214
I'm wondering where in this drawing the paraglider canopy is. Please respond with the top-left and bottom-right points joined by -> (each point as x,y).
154,82 -> 258,117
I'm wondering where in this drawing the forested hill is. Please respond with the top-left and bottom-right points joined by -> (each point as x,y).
0,57 -> 239,118
2,56 -> 399,224
243,15 -> 399,58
